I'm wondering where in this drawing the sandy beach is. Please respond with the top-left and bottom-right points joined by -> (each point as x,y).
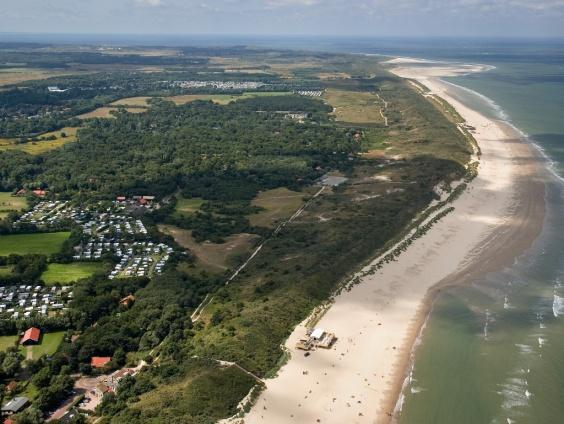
243,61 -> 546,424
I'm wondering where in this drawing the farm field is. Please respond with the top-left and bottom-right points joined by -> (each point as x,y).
174,197 -> 204,216
41,262 -> 104,285
0,232 -> 70,256
0,127 -> 79,155
77,107 -> 147,119
159,225 -> 258,273
110,96 -> 152,106
248,187 -> 305,228
0,192 -> 27,219
0,335 -> 18,352
324,88 -> 386,124
0,68 -> 80,86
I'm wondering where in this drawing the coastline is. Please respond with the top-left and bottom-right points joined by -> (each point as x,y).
243,62 -> 546,424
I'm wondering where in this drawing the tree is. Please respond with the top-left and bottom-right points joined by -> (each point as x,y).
31,367 -> 52,388
13,407 -> 43,424
2,351 -> 21,377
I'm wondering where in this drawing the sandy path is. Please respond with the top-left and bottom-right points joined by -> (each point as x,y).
243,62 -> 546,424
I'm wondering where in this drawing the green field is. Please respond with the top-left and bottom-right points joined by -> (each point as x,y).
41,262 -> 104,285
0,335 -> 18,352
0,265 -> 13,276
0,232 -> 70,256
169,91 -> 291,105
20,332 -> 65,359
0,127 -> 79,155
0,192 -> 27,219
174,197 -> 204,216
249,187 -> 305,228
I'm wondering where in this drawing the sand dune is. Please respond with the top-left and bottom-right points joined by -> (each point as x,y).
243,61 -> 545,424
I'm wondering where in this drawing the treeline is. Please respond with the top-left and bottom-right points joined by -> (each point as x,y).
0,254 -> 47,286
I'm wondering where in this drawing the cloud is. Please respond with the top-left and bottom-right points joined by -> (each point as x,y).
134,0 -> 163,6
265,0 -> 321,6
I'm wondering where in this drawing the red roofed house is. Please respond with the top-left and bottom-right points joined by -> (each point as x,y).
20,327 -> 41,345
116,196 -> 126,202
31,189 -> 46,197
119,294 -> 135,308
91,357 -> 112,369
4,418 -> 14,424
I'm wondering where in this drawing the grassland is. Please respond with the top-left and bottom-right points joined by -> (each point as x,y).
20,332 -> 65,360
160,225 -> 258,273
110,92 -> 292,108
0,265 -> 13,276
248,187 -> 305,228
0,127 -> 79,155
41,262 -> 104,285
110,96 -> 152,107
0,232 -> 70,256
169,91 -> 291,105
0,192 -> 27,219
324,88 -> 386,125
0,68 -> 80,86
0,335 -> 18,352
174,197 -> 204,216
77,107 -> 146,119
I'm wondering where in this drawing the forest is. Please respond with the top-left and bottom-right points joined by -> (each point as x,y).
0,45 -> 475,423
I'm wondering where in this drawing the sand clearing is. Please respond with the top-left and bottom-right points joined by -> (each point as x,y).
243,61 -> 546,424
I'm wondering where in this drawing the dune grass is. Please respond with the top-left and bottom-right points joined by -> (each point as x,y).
324,88 -> 386,125
160,225 -> 257,273
248,187 -> 305,228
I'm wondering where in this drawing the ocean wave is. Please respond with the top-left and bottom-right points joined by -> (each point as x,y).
438,78 -> 564,186
515,343 -> 533,354
499,376 -> 530,412
553,294 -> 564,317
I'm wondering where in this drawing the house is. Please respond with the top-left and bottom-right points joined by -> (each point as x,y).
5,382 -> 17,394
107,368 -> 132,390
94,383 -> 112,397
119,294 -> 135,308
91,356 -> 112,368
47,86 -> 68,93
1,396 -> 29,415
116,196 -> 126,202
31,189 -> 46,197
20,327 -> 41,345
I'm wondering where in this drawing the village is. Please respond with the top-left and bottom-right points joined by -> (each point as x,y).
0,285 -> 72,320
15,196 -> 174,282
171,80 -> 266,90
0,325 -> 146,422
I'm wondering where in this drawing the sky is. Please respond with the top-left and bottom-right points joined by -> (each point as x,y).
1,0 -> 564,38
